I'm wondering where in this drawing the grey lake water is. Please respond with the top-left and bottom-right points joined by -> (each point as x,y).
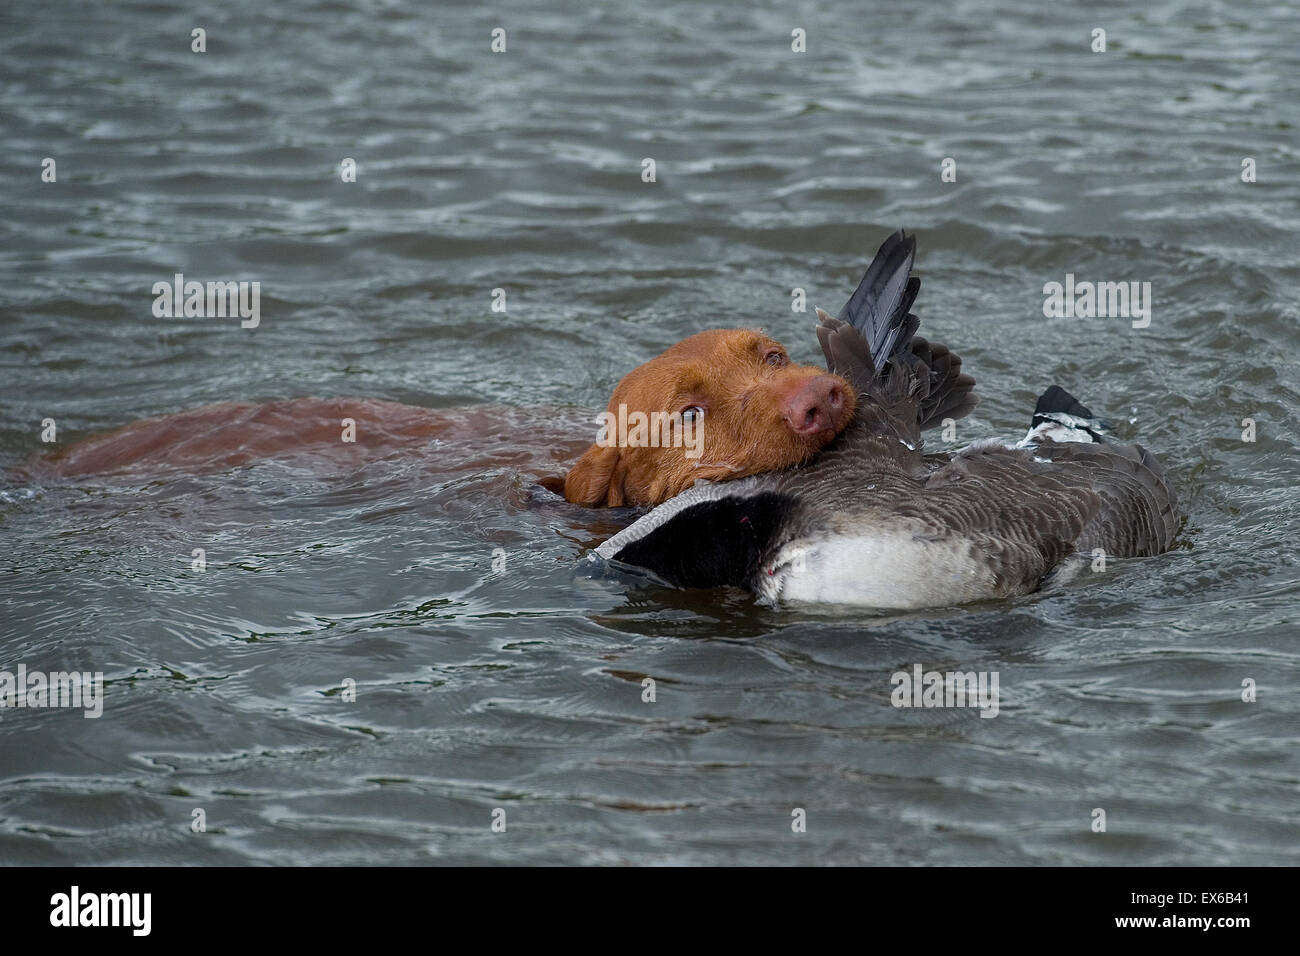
1,0 -> 1298,865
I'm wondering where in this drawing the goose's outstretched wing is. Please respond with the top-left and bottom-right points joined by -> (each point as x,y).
816,230 -> 977,442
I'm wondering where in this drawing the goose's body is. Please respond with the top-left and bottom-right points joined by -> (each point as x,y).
594,232 -> 1180,608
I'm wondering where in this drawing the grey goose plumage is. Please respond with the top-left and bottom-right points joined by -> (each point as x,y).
594,231 -> 1180,609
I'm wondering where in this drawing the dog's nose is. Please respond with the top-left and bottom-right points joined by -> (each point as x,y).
782,376 -> 844,436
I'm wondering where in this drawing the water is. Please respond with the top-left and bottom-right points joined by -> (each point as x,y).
1,0 -> 1298,865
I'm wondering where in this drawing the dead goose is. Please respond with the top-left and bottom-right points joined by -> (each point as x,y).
593,231 -> 1180,609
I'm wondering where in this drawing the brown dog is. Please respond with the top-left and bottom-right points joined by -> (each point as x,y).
561,328 -> 854,507
36,329 -> 853,509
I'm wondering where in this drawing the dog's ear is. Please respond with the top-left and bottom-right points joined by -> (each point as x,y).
564,444 -> 623,507
536,475 -> 566,495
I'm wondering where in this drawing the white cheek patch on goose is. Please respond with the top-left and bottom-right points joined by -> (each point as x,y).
1016,411 -> 1107,448
593,477 -> 750,561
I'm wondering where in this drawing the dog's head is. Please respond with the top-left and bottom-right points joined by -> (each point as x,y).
564,329 -> 855,507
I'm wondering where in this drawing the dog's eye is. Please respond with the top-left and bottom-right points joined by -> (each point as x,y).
764,350 -> 787,367
681,405 -> 705,422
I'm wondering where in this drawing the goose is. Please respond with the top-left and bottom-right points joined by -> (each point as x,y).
592,231 -> 1180,609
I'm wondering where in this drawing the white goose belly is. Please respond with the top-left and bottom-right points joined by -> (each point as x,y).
756,529 -> 1002,609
